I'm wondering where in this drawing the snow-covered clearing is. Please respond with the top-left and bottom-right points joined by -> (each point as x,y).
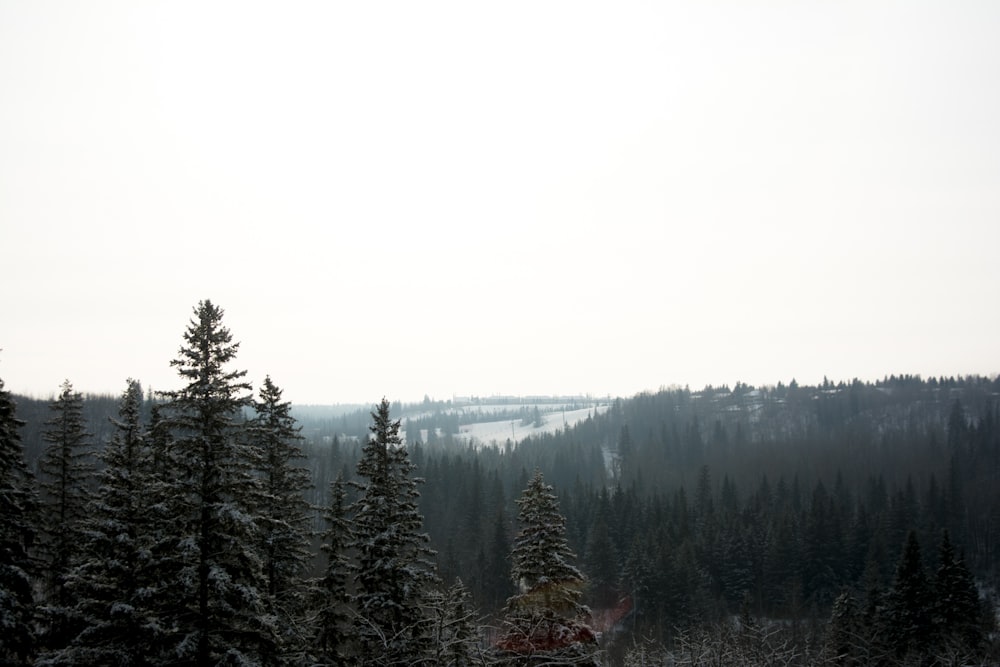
455,405 -> 608,446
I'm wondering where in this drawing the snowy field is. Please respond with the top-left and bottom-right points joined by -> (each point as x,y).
453,405 -> 608,447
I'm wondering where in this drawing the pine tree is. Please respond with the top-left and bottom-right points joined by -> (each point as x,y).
430,579 -> 483,667
36,379 -> 94,651
823,590 -> 863,666
158,300 -> 276,665
857,553 -> 889,661
583,513 -> 618,609
249,376 -> 312,665
802,481 -> 844,606
932,530 -> 983,654
621,536 -> 651,613
884,530 -> 932,659
496,470 -> 599,666
313,475 -> 352,666
483,509 -> 515,615
0,375 -> 38,665
141,395 -> 184,666
146,402 -> 171,478
348,398 -> 439,665
39,379 -> 160,666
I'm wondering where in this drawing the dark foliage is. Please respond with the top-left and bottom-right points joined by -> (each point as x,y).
7,337 -> 1000,665
0,376 -> 37,665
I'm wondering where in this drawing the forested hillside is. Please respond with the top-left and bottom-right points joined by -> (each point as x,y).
3,303 -> 998,665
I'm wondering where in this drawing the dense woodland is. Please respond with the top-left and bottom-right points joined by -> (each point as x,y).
2,300 -> 999,665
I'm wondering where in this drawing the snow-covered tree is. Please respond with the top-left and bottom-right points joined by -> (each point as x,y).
140,396 -> 183,665
429,578 -> 485,667
249,375 -> 312,665
157,300 -> 277,665
496,470 -> 600,666
348,398 -> 439,665
37,379 -> 94,651
312,474 -> 352,666
39,379 -> 161,666
822,590 -> 864,665
0,375 -> 38,665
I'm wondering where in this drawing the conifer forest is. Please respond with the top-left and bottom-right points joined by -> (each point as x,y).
2,300 -> 999,666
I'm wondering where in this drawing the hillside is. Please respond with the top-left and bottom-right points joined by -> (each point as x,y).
8,374 -> 1000,664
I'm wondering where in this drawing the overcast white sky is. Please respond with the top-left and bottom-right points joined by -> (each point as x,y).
1,1 -> 998,405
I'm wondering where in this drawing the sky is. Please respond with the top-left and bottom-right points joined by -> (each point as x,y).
1,1 -> 998,405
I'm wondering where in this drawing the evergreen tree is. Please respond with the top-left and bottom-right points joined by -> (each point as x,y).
932,529 -> 983,653
0,375 -> 38,665
146,402 -> 171,475
348,398 -> 439,665
36,379 -> 94,651
249,376 -> 312,665
694,465 -> 713,521
823,590 -> 864,666
802,481 -> 844,606
483,508 -> 515,615
621,536 -> 651,614
313,475 -> 352,666
496,470 -> 599,666
858,553 -> 886,659
39,379 -> 160,666
158,300 -> 276,665
430,579 -> 484,667
583,512 -> 618,609
884,530 -> 932,659
141,396 -> 183,665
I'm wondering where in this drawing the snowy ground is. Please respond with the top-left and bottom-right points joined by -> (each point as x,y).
453,405 -> 608,446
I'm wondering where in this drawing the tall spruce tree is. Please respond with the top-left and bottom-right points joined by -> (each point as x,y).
39,379 -> 159,666
37,379 -> 93,651
313,475 -> 352,666
483,509 -> 515,615
496,470 -> 599,666
885,530 -> 932,659
348,398 -> 439,665
0,375 -> 38,665
583,502 -> 618,608
249,376 -> 312,665
158,300 -> 276,665
932,530 -> 983,653
141,395 -> 183,665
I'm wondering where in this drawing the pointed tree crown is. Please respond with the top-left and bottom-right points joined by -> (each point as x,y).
511,470 -> 585,593
166,299 -> 251,411
348,398 -> 439,663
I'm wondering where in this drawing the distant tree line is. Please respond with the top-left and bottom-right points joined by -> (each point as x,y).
405,376 -> 999,664
0,301 -> 599,666
3,300 -> 1000,665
